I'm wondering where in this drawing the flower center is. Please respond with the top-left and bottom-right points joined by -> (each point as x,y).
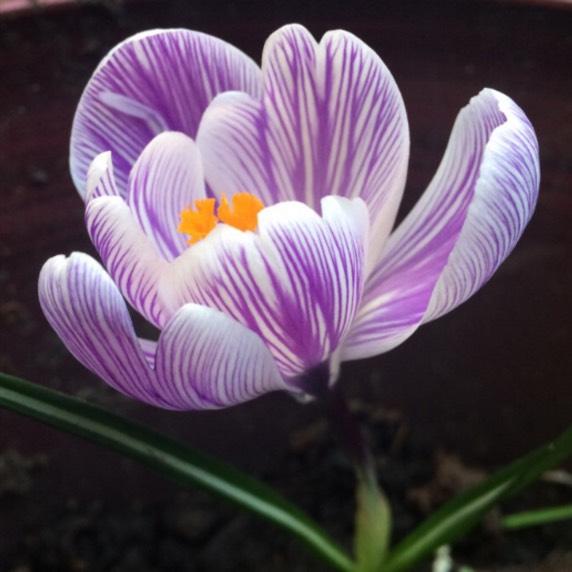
177,192 -> 264,244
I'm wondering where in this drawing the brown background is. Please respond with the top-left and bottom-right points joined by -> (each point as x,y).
0,0 -> 571,562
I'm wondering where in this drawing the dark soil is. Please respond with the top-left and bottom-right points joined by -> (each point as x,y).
1,400 -> 571,572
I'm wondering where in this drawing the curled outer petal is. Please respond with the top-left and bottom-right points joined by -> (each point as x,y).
423,90 -> 539,321
38,252 -> 166,406
39,254 -> 289,410
343,89 -> 539,361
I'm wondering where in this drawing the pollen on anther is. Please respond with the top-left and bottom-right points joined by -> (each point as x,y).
218,192 -> 264,232
177,198 -> 218,244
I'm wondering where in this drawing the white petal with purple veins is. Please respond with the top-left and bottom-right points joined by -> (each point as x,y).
127,132 -> 206,262
423,90 -> 539,321
71,29 -> 262,199
138,338 -> 158,370
39,255 -> 286,410
197,92 -> 278,206
164,196 -> 368,377
197,24 -> 408,265
264,26 -> 409,214
154,304 -> 288,409
343,89 -> 539,361
38,253 -> 169,407
86,152 -> 120,203
85,160 -> 169,328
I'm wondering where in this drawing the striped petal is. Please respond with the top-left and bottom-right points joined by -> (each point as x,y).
197,92 -> 278,206
138,338 -> 158,370
71,29 -> 262,199
163,196 -> 369,377
39,255 -> 286,410
197,24 -> 408,264
154,304 -> 288,409
86,151 -> 120,202
38,253 -> 169,407
85,153 -> 169,328
343,89 -> 539,360
127,132 -> 206,262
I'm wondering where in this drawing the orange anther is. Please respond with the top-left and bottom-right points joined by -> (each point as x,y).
217,192 -> 264,232
178,193 -> 264,245
177,198 -> 218,244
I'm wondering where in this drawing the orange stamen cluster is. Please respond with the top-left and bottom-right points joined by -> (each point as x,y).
178,192 -> 264,245
177,198 -> 218,244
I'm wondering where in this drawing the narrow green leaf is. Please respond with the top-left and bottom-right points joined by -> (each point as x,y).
354,475 -> 391,572
0,372 -> 354,572
384,424 -> 572,572
503,503 -> 572,530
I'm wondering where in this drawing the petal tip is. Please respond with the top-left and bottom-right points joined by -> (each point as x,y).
86,151 -> 116,203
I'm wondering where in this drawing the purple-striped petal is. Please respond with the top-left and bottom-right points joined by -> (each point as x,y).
38,253 -> 170,407
138,338 -> 157,370
39,255 -> 286,410
86,195 -> 169,328
70,29 -> 262,199
343,89 -> 539,360
127,132 -> 206,262
197,24 -> 408,262
163,196 -> 369,377
85,152 -> 120,202
85,154 -> 169,327
197,92 -> 278,206
154,304 -> 288,409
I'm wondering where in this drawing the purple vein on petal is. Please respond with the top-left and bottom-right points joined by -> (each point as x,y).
127,132 -> 206,262
343,89 -> 539,361
38,253 -> 171,407
154,304 -> 288,409
71,29 -> 262,199
197,24 -> 408,254
86,196 -> 169,328
163,197 -> 368,377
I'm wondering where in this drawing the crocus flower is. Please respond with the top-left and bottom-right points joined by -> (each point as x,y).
39,25 -> 539,410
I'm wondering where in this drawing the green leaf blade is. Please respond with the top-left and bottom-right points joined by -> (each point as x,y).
0,372 -> 354,572
384,425 -> 572,572
503,503 -> 572,530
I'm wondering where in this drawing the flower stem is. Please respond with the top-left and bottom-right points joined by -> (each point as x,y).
316,381 -> 392,572
301,362 -> 375,482
325,385 -> 377,486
